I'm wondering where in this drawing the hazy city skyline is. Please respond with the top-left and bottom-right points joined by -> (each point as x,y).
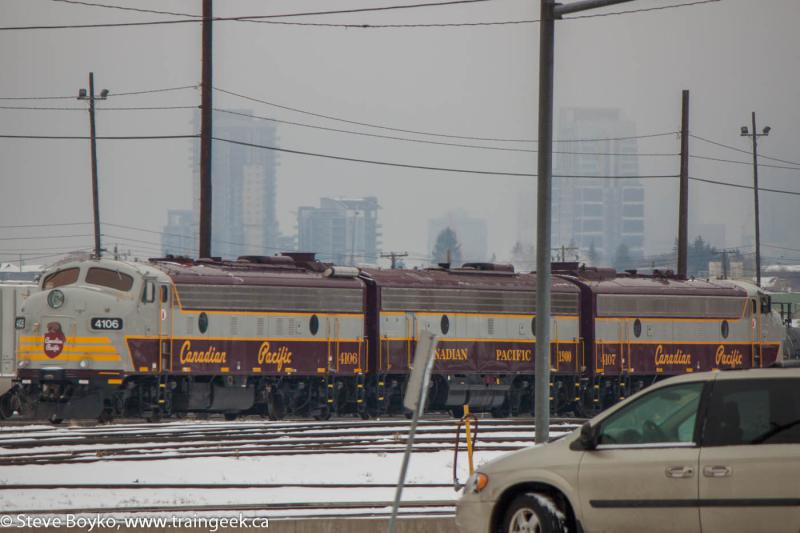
1,0 -> 798,270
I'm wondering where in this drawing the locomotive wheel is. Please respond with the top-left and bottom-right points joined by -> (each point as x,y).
97,409 -> 114,424
49,414 -> 63,425
449,405 -> 465,419
224,412 -> 238,421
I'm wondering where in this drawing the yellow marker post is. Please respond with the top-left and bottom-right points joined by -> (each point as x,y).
464,404 -> 475,475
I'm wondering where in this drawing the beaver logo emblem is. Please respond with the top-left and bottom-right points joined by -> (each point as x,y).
43,322 -> 65,358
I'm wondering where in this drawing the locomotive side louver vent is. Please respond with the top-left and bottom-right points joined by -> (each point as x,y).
231,316 -> 239,336
288,318 -> 298,335
276,318 -> 286,336
256,317 -> 265,337
175,285 -> 363,313
488,317 -> 495,335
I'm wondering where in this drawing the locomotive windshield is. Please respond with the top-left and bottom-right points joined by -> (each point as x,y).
86,267 -> 134,292
42,267 -> 79,289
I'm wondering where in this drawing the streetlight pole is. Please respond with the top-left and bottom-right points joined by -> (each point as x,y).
77,72 -> 108,259
533,0 -> 636,444
740,113 -> 770,287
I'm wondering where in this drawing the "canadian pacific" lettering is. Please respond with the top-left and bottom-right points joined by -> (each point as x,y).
258,342 -> 293,371
654,344 -> 692,366
715,345 -> 744,367
496,349 -> 532,362
436,348 -> 469,361
179,340 -> 227,364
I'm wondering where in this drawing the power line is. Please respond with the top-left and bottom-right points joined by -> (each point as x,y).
7,0 -> 490,31
0,233 -> 93,241
0,134 -> 198,140
691,134 -> 800,167
216,86 -> 677,144
215,108 -> 677,155
5,0 -> 724,31
0,105 -> 197,111
563,0 -> 719,20
0,222 -> 90,229
0,84 -> 198,101
690,176 -> 800,197
104,223 -> 289,253
215,134 -> 679,178
50,0 -> 200,18
51,0 -> 490,20
690,154 -> 800,171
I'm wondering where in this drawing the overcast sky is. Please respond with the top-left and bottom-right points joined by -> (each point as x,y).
0,0 -> 798,268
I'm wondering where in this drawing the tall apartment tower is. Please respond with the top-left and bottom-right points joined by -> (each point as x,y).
552,108 -> 645,265
191,111 -> 279,259
161,209 -> 196,257
297,197 -> 380,266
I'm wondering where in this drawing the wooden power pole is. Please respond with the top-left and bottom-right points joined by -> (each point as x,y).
199,0 -> 213,258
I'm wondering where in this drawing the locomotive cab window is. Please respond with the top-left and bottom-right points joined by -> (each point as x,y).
86,268 -> 134,292
760,295 -> 772,314
142,281 -> 156,303
43,268 -> 79,289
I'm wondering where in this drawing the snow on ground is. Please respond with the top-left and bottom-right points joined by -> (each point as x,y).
0,421 -> 574,515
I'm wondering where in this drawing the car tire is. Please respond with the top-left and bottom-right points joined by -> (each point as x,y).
502,493 -> 564,533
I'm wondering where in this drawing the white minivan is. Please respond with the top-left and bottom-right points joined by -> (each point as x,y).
455,363 -> 800,533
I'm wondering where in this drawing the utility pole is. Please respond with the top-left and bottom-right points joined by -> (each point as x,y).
381,252 -> 408,269
552,245 -> 579,262
740,113 -> 770,287
199,0 -> 213,258
77,72 -> 108,259
534,0 -> 635,445
677,90 -> 690,279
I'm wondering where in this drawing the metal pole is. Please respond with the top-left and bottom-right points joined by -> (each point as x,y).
88,72 -> 102,259
534,0 -> 555,445
199,0 -> 213,258
751,111 -> 761,287
677,90 -> 689,279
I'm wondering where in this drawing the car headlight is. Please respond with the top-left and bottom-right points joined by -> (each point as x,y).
47,290 -> 65,309
465,472 -> 489,493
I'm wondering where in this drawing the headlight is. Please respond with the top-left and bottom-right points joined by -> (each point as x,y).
79,359 -> 90,369
17,360 -> 29,369
465,472 -> 489,493
47,290 -> 65,309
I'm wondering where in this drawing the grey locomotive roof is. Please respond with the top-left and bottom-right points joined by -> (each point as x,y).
573,275 -> 747,297
150,259 -> 364,289
360,267 -> 580,293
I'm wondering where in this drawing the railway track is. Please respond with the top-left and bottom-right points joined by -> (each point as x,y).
0,417 -> 580,466
6,499 -> 457,520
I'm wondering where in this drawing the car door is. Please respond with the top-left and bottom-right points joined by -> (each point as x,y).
699,377 -> 800,533
578,381 -> 706,533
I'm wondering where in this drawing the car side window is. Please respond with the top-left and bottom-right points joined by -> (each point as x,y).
702,378 -> 800,446
597,382 -> 704,446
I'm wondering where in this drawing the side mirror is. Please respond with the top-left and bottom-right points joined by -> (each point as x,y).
571,421 -> 599,451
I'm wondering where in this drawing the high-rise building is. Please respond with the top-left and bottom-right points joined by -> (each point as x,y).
161,209 -> 196,257
297,197 -> 380,266
552,108 -> 645,265
191,111 -> 279,259
428,210 -> 489,265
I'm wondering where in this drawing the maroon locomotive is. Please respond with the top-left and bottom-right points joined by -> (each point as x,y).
14,255 -> 784,421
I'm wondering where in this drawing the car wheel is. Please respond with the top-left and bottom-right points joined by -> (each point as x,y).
502,493 -> 564,533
